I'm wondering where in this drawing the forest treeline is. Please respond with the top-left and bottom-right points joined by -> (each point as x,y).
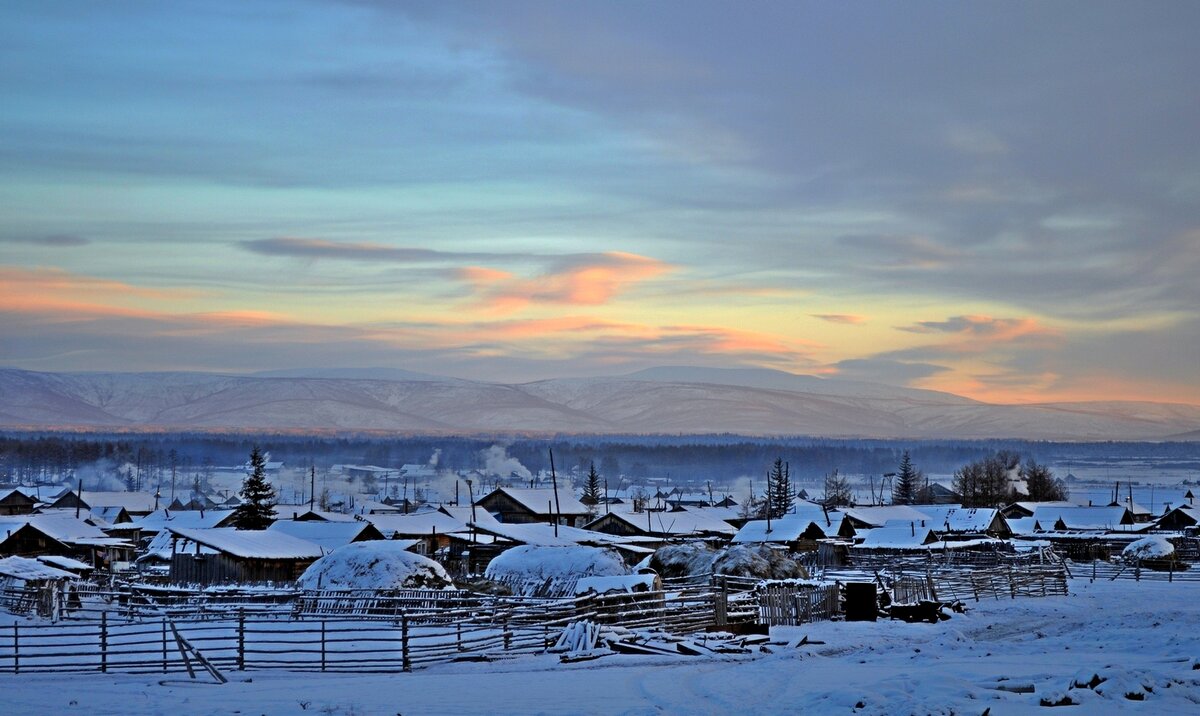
2,431 -> 1196,487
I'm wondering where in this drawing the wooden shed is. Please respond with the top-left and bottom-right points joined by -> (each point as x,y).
166,527 -> 324,586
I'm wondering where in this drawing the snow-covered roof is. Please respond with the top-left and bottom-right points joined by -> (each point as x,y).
732,509 -> 838,543
439,505 -> 503,528
37,555 -> 93,572
68,491 -> 160,513
353,501 -> 403,515
363,511 -> 467,538
267,520 -> 380,554
288,509 -> 358,522
590,506 -> 736,536
166,527 -> 324,560
855,525 -> 938,549
842,505 -> 933,528
483,487 -> 588,516
902,506 -> 1003,533
1007,517 -> 1040,535
90,506 -> 129,524
0,514 -> 118,545
0,488 -> 37,504
133,508 -> 236,533
471,520 -> 656,552
1030,505 -> 1133,531
0,556 -> 77,581
139,530 -> 217,562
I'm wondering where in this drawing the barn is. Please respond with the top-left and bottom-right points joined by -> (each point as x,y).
165,527 -> 324,586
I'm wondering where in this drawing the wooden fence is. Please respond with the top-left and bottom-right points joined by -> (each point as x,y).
0,578 -> 762,676
756,582 -> 840,626
1073,559 -> 1200,583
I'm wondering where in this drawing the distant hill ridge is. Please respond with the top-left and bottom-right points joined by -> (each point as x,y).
1,366 -> 1198,440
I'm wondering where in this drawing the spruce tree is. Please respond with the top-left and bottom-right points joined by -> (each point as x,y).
582,462 -> 603,506
892,450 -> 921,505
231,446 -> 277,529
767,458 -> 792,519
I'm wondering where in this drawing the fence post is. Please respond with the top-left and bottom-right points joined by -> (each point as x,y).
1135,560 -> 1141,582
503,612 -> 511,651
12,623 -> 18,674
99,611 -> 108,673
1169,560 -> 1174,583
714,577 -> 728,627
162,618 -> 168,673
401,611 -> 411,672
1092,560 -> 1096,583
237,607 -> 246,671
320,621 -> 326,673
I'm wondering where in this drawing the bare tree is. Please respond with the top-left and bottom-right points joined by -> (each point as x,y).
820,469 -> 852,508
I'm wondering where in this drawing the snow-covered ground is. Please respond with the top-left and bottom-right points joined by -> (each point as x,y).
3,579 -> 1199,715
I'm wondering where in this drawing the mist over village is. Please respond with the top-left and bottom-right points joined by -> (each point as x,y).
2,2 -> 1200,714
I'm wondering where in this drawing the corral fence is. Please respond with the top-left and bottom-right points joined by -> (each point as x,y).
1073,558 -> 1200,584
0,578 -> 762,676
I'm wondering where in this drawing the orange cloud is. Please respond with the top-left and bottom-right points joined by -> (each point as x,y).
0,265 -> 196,319
897,314 -> 1060,354
461,252 -> 673,313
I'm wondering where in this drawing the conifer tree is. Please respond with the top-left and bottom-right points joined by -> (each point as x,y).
582,462 -> 603,506
767,458 -> 792,519
231,446 -> 277,529
892,450 -> 921,505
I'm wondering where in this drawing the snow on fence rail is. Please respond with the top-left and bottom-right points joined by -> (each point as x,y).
1073,559 -> 1200,583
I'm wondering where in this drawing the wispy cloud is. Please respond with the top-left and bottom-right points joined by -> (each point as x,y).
811,313 -> 867,325
240,238 -> 504,263
8,235 -> 91,247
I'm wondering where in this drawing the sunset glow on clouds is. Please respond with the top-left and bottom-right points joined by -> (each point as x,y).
2,2 -> 1198,405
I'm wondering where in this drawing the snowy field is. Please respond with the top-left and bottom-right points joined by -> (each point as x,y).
3,579 -> 1199,715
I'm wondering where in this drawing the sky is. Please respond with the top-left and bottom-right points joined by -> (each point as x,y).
1,1 -> 1199,405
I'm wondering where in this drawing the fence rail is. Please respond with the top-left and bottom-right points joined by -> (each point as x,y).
1072,559 -> 1200,583
0,580 -> 762,676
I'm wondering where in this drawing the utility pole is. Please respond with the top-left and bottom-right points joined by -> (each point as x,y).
549,449 -> 562,536
309,464 -> 315,511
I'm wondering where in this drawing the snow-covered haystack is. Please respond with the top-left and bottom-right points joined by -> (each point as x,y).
297,542 -> 455,591
484,546 -> 627,597
649,543 -> 808,580
649,543 -> 720,579
712,544 -> 808,580
1121,536 -> 1185,571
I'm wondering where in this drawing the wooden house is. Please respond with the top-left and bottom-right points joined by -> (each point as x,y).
584,506 -> 736,540
49,490 -> 160,518
476,487 -> 589,527
731,506 -> 835,550
165,527 -> 324,586
266,519 -> 385,554
0,489 -> 37,516
0,514 -> 135,568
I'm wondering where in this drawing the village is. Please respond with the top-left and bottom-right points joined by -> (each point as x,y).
1,442 -> 1198,709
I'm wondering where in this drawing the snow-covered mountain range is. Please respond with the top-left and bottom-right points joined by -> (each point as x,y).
2,366 -> 1198,440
